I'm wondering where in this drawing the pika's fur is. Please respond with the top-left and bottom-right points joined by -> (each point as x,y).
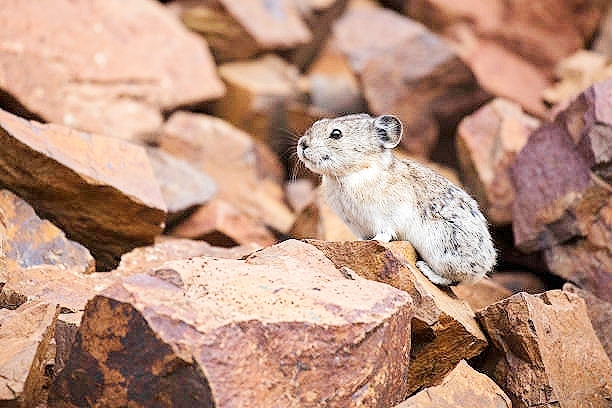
297,114 -> 496,285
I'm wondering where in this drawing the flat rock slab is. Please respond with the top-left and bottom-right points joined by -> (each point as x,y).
0,108 -> 166,270
0,0 -> 224,141
0,301 -> 59,407
451,278 -> 512,312
0,189 -> 94,273
477,290 -> 612,407
306,240 -> 488,397
394,360 -> 511,407
50,240 -> 414,407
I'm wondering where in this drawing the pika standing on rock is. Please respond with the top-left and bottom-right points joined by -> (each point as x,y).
297,114 -> 496,286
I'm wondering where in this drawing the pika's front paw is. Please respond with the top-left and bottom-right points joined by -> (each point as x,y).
371,232 -> 392,243
416,261 -> 455,286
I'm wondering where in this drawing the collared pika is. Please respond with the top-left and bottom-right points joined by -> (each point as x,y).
297,113 -> 496,285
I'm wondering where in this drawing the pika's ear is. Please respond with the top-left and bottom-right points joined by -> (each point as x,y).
374,115 -> 402,149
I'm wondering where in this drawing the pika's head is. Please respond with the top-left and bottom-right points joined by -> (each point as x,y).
297,114 -> 402,176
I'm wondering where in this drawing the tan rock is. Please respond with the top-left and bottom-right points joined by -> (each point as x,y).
0,0 -> 224,141
168,198 -> 277,248
489,271 -> 548,295
333,5 -> 488,157
0,189 -> 94,274
452,278 -> 512,312
146,147 -> 217,227
178,0 -> 311,62
50,240 -> 414,407
307,239 -> 488,397
0,301 -> 59,407
456,98 -> 540,225
159,111 -> 294,234
394,360 -> 511,408
563,283 -> 612,360
477,290 -> 612,407
0,109 -> 166,270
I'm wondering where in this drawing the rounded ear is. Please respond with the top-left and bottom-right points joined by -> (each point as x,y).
374,115 -> 402,149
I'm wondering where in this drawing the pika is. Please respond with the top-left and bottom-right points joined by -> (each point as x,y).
297,114 -> 496,285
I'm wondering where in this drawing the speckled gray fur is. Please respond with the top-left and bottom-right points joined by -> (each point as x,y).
297,114 -> 496,285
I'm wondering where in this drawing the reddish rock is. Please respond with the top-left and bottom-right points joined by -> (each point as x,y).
477,290 -> 612,407
168,198 -> 277,248
333,5 -> 488,157
306,239 -> 488,397
394,360 -> 511,408
457,98 -> 540,225
0,0 -> 224,141
489,271 -> 548,295
159,111 -> 294,234
0,189 -> 94,274
0,109 -> 166,270
50,240 -> 414,407
452,278 -> 512,312
0,301 -> 59,408
178,0 -> 311,62
563,283 -> 612,359
53,312 -> 82,376
146,147 -> 217,227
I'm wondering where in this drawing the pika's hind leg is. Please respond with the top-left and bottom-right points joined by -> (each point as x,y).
416,261 -> 454,286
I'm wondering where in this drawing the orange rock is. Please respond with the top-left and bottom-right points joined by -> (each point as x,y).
50,240 -> 415,407
452,278 -> 512,312
0,109 -> 166,270
0,0 -> 224,141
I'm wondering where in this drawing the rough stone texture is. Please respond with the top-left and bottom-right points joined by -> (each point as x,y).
456,98 -> 540,225
511,80 -> 612,302
563,283 -> 612,360
394,360 -> 511,408
0,301 -> 59,407
0,0 -> 224,142
306,240 -> 488,397
332,4 -> 488,158
53,312 -> 82,376
159,111 -> 294,234
50,240 -> 415,407
0,189 -> 94,274
168,198 -> 277,248
451,278 -> 512,312
477,290 -> 612,407
0,109 -> 166,270
146,147 -> 217,227
178,0 -> 312,62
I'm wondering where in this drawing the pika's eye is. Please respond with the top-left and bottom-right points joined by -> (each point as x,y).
329,129 -> 343,140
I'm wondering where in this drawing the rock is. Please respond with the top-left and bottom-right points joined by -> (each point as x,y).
178,0 -> 311,62
489,271 -> 548,295
594,5 -> 612,57
50,240 -> 415,407
159,111 -> 294,234
542,50 -> 612,107
168,198 -> 277,248
0,301 -> 59,407
456,98 -> 540,225
451,278 -> 512,312
332,5 -> 488,157
0,189 -> 94,274
0,109 -> 166,270
146,147 -> 217,227
53,312 -> 82,376
477,290 -> 612,407
306,239 -> 488,397
563,283 -> 612,359
511,80 -> 612,301
0,0 -> 224,142
212,54 -> 303,148
393,360 -> 511,408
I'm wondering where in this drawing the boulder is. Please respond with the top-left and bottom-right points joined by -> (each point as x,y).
332,5 -> 488,157
158,111 -> 294,234
50,240 -> 415,407
456,98 -> 540,225
306,240 -> 488,397
0,109 -> 166,270
0,189 -> 94,274
0,301 -> 59,407
451,278 -> 512,312
0,0 -> 224,141
393,360 -> 511,408
477,290 -> 612,407
177,0 -> 311,62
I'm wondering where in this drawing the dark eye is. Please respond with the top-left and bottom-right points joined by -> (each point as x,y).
329,129 -> 342,139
